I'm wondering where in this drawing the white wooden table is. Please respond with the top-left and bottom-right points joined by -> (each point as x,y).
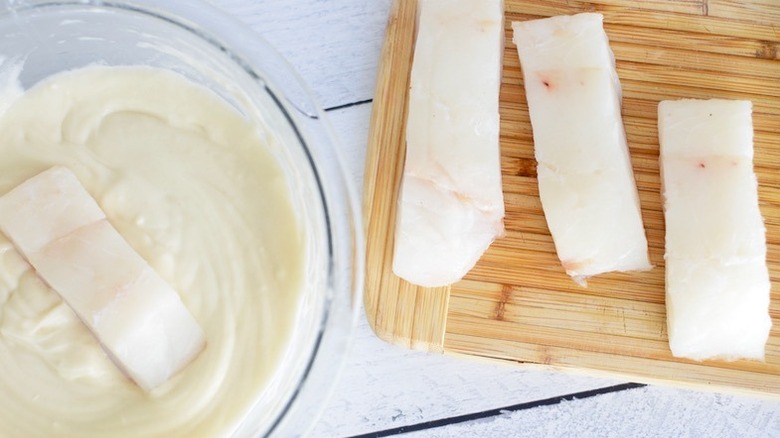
210,1 -> 780,436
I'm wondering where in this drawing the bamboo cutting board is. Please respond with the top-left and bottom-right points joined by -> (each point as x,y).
363,0 -> 780,396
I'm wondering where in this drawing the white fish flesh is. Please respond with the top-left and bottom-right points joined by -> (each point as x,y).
0,166 -> 205,390
512,13 -> 651,284
393,0 -> 505,287
659,99 -> 771,361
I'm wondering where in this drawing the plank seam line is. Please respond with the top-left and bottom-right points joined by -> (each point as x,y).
325,98 -> 374,112
346,382 -> 646,438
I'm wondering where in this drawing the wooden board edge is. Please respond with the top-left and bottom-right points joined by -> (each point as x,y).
442,344 -> 780,401
362,0 -> 449,352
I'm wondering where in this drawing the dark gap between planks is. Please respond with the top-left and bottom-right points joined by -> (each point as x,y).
325,98 -> 374,112
346,382 -> 647,438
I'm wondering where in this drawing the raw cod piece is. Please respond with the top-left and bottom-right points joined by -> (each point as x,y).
659,99 -> 771,361
512,13 -> 651,284
0,166 -> 205,390
393,0 -> 505,287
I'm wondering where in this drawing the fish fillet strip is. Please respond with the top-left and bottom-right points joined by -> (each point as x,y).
0,166 -> 205,390
393,0 -> 506,287
659,99 -> 771,361
512,13 -> 651,284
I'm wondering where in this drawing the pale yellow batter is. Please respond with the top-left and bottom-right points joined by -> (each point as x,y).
0,66 -> 304,437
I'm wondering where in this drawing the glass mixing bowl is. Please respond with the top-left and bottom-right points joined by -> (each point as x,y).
0,0 -> 363,436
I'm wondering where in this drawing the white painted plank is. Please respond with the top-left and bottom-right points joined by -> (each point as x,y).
311,305 -> 620,437
403,386 -> 780,437
325,103 -> 372,190
210,0 -> 391,109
